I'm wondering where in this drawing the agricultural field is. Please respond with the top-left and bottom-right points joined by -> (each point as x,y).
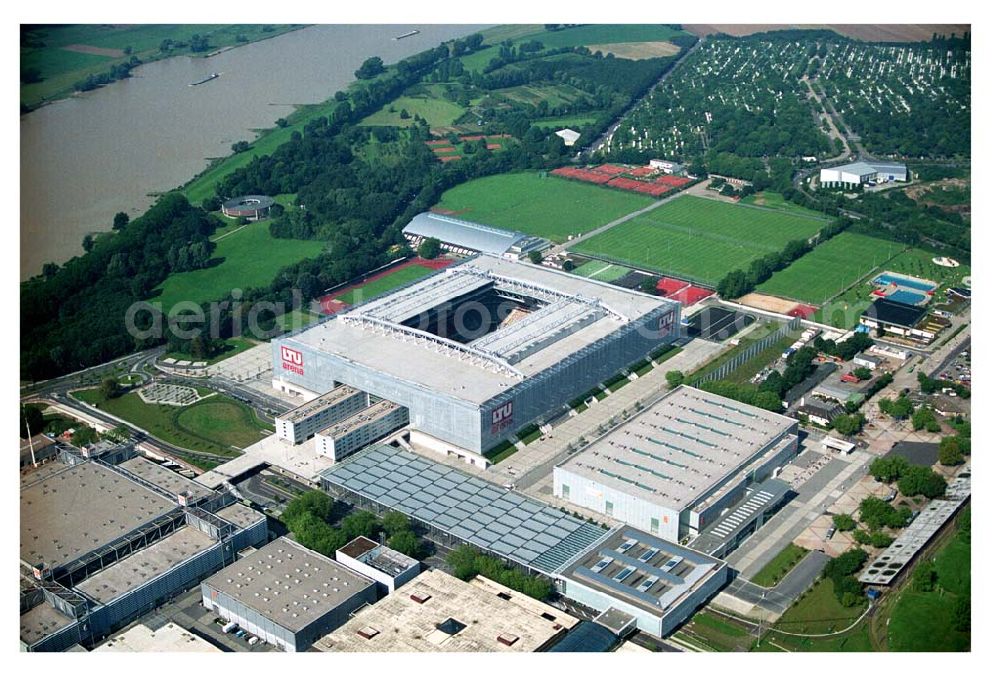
819,245 -> 971,328
756,232 -> 907,305
612,31 -> 969,160
434,172 -> 654,242
21,24 -> 302,109
573,195 -> 827,285
73,388 -> 272,457
151,218 -> 325,310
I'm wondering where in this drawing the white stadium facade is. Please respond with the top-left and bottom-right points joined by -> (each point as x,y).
273,255 -> 681,463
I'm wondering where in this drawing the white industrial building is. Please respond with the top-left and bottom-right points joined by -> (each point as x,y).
557,526 -> 728,637
553,385 -> 798,542
648,159 -> 686,175
314,400 -> 409,461
555,128 -> 581,146
335,536 -> 420,595
820,160 -> 907,187
274,385 -> 369,444
201,537 -> 377,652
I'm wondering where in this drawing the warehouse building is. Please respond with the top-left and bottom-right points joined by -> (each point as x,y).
320,445 -> 609,576
820,160 -> 907,187
314,569 -> 577,652
335,537 -> 420,595
201,537 -> 377,652
315,400 -> 409,461
556,526 -> 728,637
402,212 -> 549,260
553,386 -> 798,542
648,159 -> 686,175
19,455 -> 267,652
274,385 -> 369,444
274,255 -> 681,461
94,622 -> 221,652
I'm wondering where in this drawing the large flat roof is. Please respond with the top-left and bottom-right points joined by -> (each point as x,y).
75,526 -> 217,604
20,460 -> 178,569
94,622 -> 222,652
314,569 -> 577,652
286,255 -> 674,405
321,445 -> 609,575
20,602 -> 75,647
278,385 -> 361,425
556,386 -> 798,512
118,456 -> 214,502
201,537 -> 374,633
215,502 -> 267,530
560,526 -> 726,617
403,212 -> 529,256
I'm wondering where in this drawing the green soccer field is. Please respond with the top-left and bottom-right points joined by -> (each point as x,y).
572,260 -> 631,282
572,195 -> 829,286
756,232 -> 908,304
434,172 -> 654,242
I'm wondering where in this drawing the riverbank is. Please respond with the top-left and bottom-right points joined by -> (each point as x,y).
21,24 -> 307,111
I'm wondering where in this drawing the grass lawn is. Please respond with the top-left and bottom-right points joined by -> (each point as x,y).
885,518 -> 970,651
572,260 -> 631,282
73,388 -> 272,456
743,191 -> 831,217
276,308 -> 322,332
334,265 -> 437,305
763,578 -> 872,652
151,219 -> 325,310
751,543 -> 809,587
362,84 -> 468,127
818,244 -> 971,329
573,195 -> 828,286
676,612 -> 754,652
435,171 -> 653,242
164,336 -> 258,365
22,25 -> 302,109
756,232 -> 907,305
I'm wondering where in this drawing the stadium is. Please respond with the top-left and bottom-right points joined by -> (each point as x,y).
221,195 -> 275,220
273,255 -> 681,461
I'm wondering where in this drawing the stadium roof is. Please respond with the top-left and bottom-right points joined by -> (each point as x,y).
201,537 -> 375,633
559,526 -> 726,618
20,460 -> 178,569
320,445 -> 609,575
862,298 -> 927,328
556,386 -> 798,512
287,255 -> 675,405
314,569 -> 577,652
403,212 -> 534,256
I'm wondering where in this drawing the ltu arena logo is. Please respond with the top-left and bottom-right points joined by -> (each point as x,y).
658,310 -> 675,337
491,401 -> 514,434
280,346 -> 304,375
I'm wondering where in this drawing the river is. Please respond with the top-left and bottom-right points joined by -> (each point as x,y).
20,24 -> 489,280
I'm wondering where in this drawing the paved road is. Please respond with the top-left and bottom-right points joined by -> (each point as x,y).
725,550 -> 830,616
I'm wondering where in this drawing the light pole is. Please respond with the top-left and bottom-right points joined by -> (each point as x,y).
22,402 -> 38,467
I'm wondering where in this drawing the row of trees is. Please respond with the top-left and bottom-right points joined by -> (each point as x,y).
73,56 -> 141,92
446,544 -> 553,600
868,455 -> 947,499
282,491 -> 426,559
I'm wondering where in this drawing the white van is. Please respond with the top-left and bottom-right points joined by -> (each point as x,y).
222,621 -> 238,634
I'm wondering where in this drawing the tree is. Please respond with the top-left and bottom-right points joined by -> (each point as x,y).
938,436 -> 965,466
282,490 -> 334,527
355,56 -> 386,80
382,510 -> 411,536
71,425 -> 99,447
952,594 -> 971,632
832,514 -> 855,532
911,406 -> 938,432
99,377 -> 122,400
388,530 -> 423,558
639,275 -> 659,295
231,140 -> 250,153
666,371 -> 684,389
20,404 -> 45,439
417,237 -> 441,260
898,466 -> 947,499
82,234 -> 94,253
869,455 -> 910,483
340,510 -> 381,541
104,424 -> 131,443
561,259 -> 575,272
852,366 -> 872,380
528,250 -> 543,264
112,211 -> 130,231
21,66 -> 43,84
832,413 -> 864,436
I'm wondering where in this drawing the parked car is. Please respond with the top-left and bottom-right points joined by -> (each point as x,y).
825,526 -> 836,540
248,636 -> 260,646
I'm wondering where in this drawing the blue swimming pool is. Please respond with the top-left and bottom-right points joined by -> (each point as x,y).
872,273 -> 936,292
886,289 -> 927,306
